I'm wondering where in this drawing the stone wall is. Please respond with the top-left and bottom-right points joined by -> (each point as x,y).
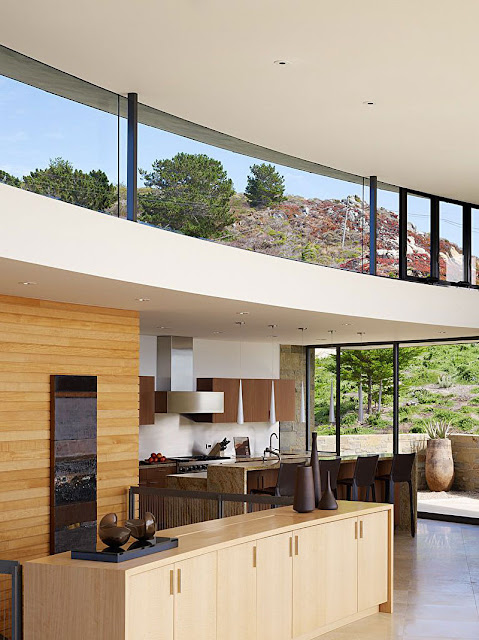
450,435 -> 479,492
279,345 -> 314,453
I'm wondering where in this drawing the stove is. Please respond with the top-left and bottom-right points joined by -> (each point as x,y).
170,455 -> 231,474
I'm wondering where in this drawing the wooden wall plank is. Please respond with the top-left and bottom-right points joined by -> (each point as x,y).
0,294 -> 139,565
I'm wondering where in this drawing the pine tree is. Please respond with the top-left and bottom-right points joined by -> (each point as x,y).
245,163 -> 286,208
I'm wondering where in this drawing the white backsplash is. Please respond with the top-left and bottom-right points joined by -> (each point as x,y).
139,335 -> 280,459
139,413 -> 279,459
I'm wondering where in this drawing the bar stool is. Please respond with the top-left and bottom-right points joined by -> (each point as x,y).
250,461 -> 304,497
337,455 -> 379,501
377,452 -> 416,537
318,457 -> 341,498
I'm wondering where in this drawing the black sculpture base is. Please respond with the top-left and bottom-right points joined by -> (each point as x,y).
71,536 -> 178,563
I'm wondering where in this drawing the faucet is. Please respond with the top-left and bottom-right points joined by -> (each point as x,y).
269,432 -> 279,451
263,433 -> 280,463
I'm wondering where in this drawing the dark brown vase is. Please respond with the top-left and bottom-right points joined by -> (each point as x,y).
293,465 -> 315,513
310,432 -> 321,507
318,471 -> 338,510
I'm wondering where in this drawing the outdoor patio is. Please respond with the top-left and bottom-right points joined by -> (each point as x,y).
418,490 -> 479,519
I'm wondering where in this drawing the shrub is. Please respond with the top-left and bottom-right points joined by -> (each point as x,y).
413,389 -> 439,404
410,424 -> 426,434
437,374 -> 453,388
342,413 -> 357,426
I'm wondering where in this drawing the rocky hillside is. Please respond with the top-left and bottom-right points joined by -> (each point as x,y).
219,194 -> 463,279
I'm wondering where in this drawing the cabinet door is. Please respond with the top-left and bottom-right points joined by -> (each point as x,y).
358,511 -> 389,611
174,552 -> 217,640
256,532 -> 293,640
139,376 -> 155,425
127,566 -> 174,640
217,542 -> 257,640
243,379 -> 270,422
273,380 -> 295,421
292,526 -> 325,638
322,517 -> 358,625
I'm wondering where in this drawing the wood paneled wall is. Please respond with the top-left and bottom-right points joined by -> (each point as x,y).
0,294 -> 139,564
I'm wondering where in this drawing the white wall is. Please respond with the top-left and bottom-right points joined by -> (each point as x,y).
2,184 -> 479,332
138,336 -> 280,459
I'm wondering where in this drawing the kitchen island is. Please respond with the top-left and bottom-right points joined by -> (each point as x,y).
24,501 -> 393,640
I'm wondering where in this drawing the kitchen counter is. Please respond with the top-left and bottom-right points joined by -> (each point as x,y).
24,502 -> 393,640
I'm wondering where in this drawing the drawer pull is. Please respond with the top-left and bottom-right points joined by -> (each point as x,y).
355,521 -> 358,539
360,520 -> 364,539
177,568 -> 182,594
169,569 -> 174,595
253,546 -> 257,568
295,535 -> 299,556
289,537 -> 293,557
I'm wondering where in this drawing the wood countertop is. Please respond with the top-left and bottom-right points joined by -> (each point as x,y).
26,502 -> 392,576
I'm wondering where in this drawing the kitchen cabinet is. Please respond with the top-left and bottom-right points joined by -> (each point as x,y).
256,532 -> 293,640
139,376 -> 155,425
127,565 -> 174,640
195,378 -> 295,423
139,464 -> 177,487
246,468 -> 279,493
175,553 -> 217,640
217,542 -> 257,640
322,516 -> 358,625
25,504 -> 393,640
273,379 -> 296,421
196,378 -> 240,423
127,553 -> 216,640
242,379 -> 270,422
292,525 -> 325,638
358,511 -> 389,611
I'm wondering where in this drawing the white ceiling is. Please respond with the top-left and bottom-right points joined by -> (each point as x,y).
2,1 -> 479,202
1,257 -> 477,345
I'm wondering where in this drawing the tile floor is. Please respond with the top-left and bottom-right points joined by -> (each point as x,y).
317,519 -> 479,639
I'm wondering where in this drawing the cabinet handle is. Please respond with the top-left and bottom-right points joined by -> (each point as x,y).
295,535 -> 299,556
289,537 -> 293,557
177,568 -> 182,594
169,569 -> 174,595
360,520 -> 364,539
253,546 -> 257,568
354,521 -> 358,539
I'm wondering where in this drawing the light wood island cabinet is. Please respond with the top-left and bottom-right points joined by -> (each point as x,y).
24,503 -> 393,640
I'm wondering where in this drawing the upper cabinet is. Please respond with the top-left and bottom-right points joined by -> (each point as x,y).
195,378 -> 295,423
139,376 -> 155,425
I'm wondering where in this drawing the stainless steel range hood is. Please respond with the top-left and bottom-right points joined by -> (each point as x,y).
156,336 -> 224,414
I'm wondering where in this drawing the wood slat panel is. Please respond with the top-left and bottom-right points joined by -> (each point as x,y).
0,294 -> 139,565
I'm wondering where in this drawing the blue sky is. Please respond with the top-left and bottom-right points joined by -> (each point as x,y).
0,74 -> 402,210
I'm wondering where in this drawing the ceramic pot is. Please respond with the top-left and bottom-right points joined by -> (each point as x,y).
310,432 -> 321,508
318,471 -> 338,510
293,465 -> 315,513
425,439 -> 454,491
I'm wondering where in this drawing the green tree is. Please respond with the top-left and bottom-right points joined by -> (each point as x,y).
23,158 -> 115,211
139,153 -> 235,238
0,169 -> 21,188
245,163 -> 286,208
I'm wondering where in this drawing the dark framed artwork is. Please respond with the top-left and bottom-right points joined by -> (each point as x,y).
50,375 -> 98,554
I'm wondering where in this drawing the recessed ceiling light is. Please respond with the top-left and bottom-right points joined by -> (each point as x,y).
213,331 -> 223,334
268,324 -> 278,328
342,323 -> 352,326
157,326 -> 172,330
274,60 -> 290,66
19,281 -> 37,285
237,311 -> 249,316
315,338 -> 327,341
136,297 -> 150,302
438,331 -> 447,334
235,321 -> 246,326
363,100 -> 374,105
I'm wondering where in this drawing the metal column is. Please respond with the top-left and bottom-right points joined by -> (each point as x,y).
393,342 -> 399,454
335,347 -> 341,456
369,175 -> 378,275
127,92 -> 138,222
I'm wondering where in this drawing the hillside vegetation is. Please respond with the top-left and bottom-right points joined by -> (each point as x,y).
314,343 -> 479,436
